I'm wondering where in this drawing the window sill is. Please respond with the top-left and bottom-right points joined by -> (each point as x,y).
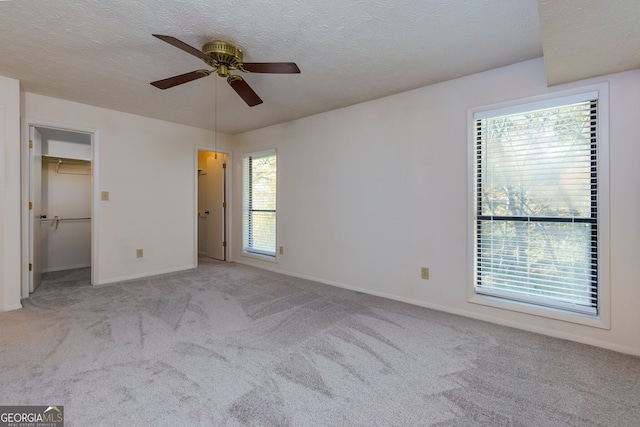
468,293 -> 610,330
242,251 -> 278,264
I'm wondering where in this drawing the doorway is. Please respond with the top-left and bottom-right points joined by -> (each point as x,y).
197,150 -> 227,261
25,125 -> 94,296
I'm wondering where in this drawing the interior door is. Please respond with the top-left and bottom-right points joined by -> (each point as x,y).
205,153 -> 226,260
29,126 -> 43,292
197,172 -> 208,254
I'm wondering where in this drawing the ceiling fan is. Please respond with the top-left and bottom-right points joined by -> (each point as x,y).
150,34 -> 300,106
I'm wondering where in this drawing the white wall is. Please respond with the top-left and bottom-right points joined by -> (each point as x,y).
231,58 -> 640,355
0,76 -> 21,311
23,92 -> 231,285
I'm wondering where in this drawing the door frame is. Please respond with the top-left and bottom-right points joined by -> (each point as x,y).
194,145 -> 231,265
21,118 -> 99,298
28,126 -> 42,293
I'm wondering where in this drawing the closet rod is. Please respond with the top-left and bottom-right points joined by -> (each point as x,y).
40,217 -> 91,222
41,216 -> 90,230
42,156 -> 91,165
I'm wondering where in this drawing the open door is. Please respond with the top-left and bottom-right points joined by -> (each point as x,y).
197,150 -> 226,261
28,126 -> 43,292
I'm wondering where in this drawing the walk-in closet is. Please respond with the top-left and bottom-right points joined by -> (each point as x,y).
31,126 -> 92,291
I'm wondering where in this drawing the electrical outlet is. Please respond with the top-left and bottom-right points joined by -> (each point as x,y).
279,246 -> 284,255
136,249 -> 143,258
421,267 -> 430,280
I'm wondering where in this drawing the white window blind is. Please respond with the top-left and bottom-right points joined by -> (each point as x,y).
474,95 -> 599,315
243,150 -> 277,257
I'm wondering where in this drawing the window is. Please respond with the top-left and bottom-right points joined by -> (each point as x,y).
473,91 -> 603,316
243,150 -> 277,258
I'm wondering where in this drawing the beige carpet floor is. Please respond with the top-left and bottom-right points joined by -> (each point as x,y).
1,258 -> 639,426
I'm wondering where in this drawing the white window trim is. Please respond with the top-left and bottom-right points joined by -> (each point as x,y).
242,250 -> 278,263
242,148 -> 278,263
467,83 -> 610,329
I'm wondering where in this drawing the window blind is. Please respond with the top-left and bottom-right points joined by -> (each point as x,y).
474,97 -> 598,315
243,150 -> 277,257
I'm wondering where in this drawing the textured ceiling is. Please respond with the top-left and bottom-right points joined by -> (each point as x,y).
0,1 -> 637,134
539,0 -> 640,86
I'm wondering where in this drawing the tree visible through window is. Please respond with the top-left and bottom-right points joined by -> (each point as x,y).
473,93 -> 599,315
243,150 -> 277,257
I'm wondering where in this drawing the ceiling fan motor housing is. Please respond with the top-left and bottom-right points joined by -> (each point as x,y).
202,41 -> 243,76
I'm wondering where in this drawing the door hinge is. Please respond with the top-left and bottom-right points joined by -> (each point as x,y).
222,163 -> 227,169
29,263 -> 33,271
29,201 -> 33,210
222,202 -> 227,208
29,140 -> 33,148
222,241 -> 227,247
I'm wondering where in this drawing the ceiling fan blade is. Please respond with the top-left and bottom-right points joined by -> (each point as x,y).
227,76 -> 263,106
242,62 -> 300,74
152,34 -> 211,61
150,70 -> 210,89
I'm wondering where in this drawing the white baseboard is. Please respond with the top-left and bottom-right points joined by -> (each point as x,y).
95,264 -> 196,285
0,303 -> 24,312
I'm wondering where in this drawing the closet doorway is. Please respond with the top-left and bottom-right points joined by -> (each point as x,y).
197,150 -> 227,261
27,125 -> 94,294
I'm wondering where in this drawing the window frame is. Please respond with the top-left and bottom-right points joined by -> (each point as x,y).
467,84 -> 610,329
242,149 -> 278,261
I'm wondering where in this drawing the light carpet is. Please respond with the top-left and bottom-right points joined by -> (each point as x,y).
0,258 -> 638,426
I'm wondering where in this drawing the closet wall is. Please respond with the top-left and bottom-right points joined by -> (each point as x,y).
39,128 -> 91,272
